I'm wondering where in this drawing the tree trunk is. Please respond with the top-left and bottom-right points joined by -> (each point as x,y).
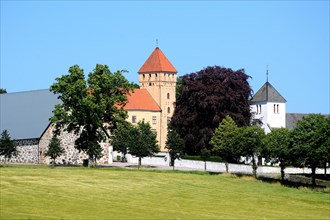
52,158 -> 55,168
324,162 -> 327,178
204,161 -> 207,171
252,157 -> 257,178
138,157 -> 141,169
225,162 -> 229,173
280,163 -> 285,183
311,166 -> 316,187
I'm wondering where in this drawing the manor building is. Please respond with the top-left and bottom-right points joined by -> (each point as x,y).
0,47 -> 176,164
1,46 -> 308,165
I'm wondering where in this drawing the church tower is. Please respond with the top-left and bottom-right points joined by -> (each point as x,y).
138,47 -> 177,151
250,79 -> 286,133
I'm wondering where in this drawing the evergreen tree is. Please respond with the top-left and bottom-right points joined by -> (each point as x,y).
45,136 -> 64,167
210,115 -> 239,172
0,130 -> 18,163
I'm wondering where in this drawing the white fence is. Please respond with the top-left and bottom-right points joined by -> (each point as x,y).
120,153 -> 329,175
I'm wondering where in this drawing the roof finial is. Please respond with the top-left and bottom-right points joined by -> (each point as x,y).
266,64 -> 269,83
156,39 -> 158,48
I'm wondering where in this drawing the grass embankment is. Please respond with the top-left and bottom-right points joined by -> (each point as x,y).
1,165 -> 329,219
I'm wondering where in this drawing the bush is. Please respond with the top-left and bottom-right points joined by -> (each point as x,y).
82,159 -> 89,167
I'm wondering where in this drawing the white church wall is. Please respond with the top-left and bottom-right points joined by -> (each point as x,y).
266,102 -> 286,129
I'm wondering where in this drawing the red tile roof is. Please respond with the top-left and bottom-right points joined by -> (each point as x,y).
138,47 -> 177,73
124,89 -> 161,112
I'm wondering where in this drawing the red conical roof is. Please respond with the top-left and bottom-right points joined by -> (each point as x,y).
138,47 -> 177,73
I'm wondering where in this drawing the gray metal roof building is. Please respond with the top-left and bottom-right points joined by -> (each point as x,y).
0,89 -> 61,140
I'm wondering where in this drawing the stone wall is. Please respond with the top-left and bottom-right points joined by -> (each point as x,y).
0,138 -> 39,163
39,125 -> 111,165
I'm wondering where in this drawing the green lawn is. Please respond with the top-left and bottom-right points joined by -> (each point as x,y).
1,165 -> 329,219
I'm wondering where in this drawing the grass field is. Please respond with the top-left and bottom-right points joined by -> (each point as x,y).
1,165 -> 329,219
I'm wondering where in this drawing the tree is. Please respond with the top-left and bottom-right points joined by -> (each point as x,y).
111,121 -> 134,162
129,121 -> 159,168
210,115 -> 239,172
0,130 -> 18,163
50,64 -> 136,167
172,66 -> 252,155
291,114 -> 330,187
45,136 -> 65,167
263,128 -> 292,182
0,88 -> 7,94
235,126 -> 265,178
166,125 -> 185,170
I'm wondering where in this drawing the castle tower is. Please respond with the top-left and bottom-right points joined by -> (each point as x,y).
138,47 -> 177,151
250,80 -> 286,133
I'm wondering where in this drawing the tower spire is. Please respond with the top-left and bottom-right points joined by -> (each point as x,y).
156,39 -> 158,48
266,65 -> 269,101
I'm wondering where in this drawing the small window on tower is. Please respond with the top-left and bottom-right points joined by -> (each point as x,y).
259,105 -> 262,114
155,74 -> 158,78
152,116 -> 157,124
167,107 -> 170,114
167,93 -> 170,100
149,74 -> 151,78
167,117 -> 171,124
132,116 -> 137,124
143,74 -> 145,79
273,104 -> 276,113
277,104 -> 279,114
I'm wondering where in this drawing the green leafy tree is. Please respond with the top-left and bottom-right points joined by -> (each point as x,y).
166,125 -> 185,170
172,66 -> 252,155
0,88 -> 7,94
45,136 -> 65,167
111,122 -> 134,162
210,115 -> 239,172
291,114 -> 330,187
0,130 -> 18,163
50,64 -> 136,167
235,126 -> 265,178
129,121 -> 159,168
263,128 -> 292,182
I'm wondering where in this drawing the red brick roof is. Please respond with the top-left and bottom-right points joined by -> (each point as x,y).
124,89 -> 161,112
138,47 -> 177,73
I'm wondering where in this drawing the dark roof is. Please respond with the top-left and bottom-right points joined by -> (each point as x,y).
285,113 -> 308,130
286,113 -> 329,130
0,89 -> 61,140
251,82 -> 286,103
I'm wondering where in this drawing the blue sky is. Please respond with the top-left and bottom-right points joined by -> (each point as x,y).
1,1 -> 329,114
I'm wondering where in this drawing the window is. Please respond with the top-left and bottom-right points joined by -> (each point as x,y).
155,74 -> 158,78
273,104 -> 276,113
149,74 -> 151,78
167,93 -> 170,100
167,117 -> 171,125
151,129 -> 157,134
256,105 -> 259,114
152,116 -> 157,124
143,74 -> 145,79
259,105 -> 262,114
167,107 -> 170,114
132,116 -> 136,123
277,104 -> 279,114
